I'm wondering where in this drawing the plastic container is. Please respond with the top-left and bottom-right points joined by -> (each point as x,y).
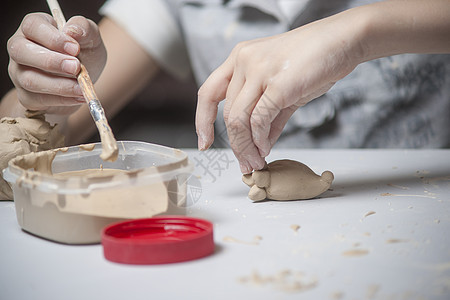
3,141 -> 192,244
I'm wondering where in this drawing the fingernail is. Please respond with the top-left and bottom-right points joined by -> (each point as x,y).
62,60 -> 78,75
197,131 -> 209,151
198,136 -> 205,151
64,42 -> 79,56
240,162 -> 252,174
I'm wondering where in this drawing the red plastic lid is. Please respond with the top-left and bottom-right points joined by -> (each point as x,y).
102,216 -> 214,265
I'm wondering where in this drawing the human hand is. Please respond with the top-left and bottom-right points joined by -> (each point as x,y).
7,13 -> 106,115
196,12 -> 363,174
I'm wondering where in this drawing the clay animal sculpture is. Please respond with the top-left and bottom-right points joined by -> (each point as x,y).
242,159 -> 334,201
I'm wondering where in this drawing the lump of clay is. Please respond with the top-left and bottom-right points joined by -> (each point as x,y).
242,159 -> 334,201
0,114 -> 64,200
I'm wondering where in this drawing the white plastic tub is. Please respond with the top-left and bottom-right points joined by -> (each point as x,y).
3,141 -> 192,244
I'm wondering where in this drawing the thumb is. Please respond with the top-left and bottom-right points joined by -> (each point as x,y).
63,16 -> 102,50
63,16 -> 106,82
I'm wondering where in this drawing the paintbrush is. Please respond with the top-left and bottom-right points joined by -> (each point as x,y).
46,0 -> 118,162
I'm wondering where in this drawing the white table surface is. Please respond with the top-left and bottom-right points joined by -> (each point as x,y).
1,149 -> 450,300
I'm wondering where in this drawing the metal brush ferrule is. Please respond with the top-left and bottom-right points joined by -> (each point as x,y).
88,99 -> 106,122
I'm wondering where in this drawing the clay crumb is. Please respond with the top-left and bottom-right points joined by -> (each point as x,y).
342,249 -> 369,257
238,269 -> 317,293
387,183 -> 409,190
386,238 -> 409,244
366,284 -> 380,299
223,235 -> 262,245
330,291 -> 344,300
290,224 -> 301,233
363,211 -> 376,218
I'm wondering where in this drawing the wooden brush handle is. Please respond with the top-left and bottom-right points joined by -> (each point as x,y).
77,65 -> 99,104
47,0 -> 118,162
47,0 -> 96,104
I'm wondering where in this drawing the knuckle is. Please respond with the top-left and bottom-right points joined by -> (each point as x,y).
43,55 -> 62,72
21,13 -> 40,36
6,36 -> 20,59
66,82 -> 79,97
233,41 -> 253,61
21,14 -> 33,32
57,80 -> 78,97
228,117 -> 247,133
197,85 -> 208,99
222,108 -> 230,124
17,71 -> 34,91
53,81 -> 67,97
250,113 -> 268,131
6,35 -> 14,49
7,61 -> 17,82
16,89 -> 43,111
264,84 -> 287,108
66,16 -> 92,39
48,33 -> 64,50
234,41 -> 250,52
71,16 -> 90,29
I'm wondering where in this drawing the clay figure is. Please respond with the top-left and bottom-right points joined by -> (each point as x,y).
242,159 -> 334,201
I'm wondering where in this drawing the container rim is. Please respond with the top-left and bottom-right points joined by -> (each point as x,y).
3,141 -> 193,194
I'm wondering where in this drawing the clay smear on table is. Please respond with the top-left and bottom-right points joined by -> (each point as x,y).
364,211 -> 376,218
386,238 -> 409,244
342,249 -> 369,257
238,269 -> 318,293
387,183 -> 410,190
381,192 -> 436,199
223,235 -> 262,245
242,159 -> 334,201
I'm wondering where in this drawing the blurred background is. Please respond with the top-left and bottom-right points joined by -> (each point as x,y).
1,0 -> 198,148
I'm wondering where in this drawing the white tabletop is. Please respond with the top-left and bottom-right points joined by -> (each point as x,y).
1,149 -> 450,300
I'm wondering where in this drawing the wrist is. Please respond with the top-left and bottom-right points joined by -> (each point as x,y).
353,3 -> 402,62
332,5 -> 376,66
353,0 -> 450,62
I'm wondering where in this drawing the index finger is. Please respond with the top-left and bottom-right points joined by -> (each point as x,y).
196,60 -> 233,150
21,13 -> 79,56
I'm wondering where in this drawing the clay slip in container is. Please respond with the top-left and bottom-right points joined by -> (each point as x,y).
3,141 -> 192,244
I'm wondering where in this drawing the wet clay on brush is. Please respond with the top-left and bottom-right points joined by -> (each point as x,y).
0,115 -> 64,200
242,159 -> 334,201
95,116 -> 118,162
